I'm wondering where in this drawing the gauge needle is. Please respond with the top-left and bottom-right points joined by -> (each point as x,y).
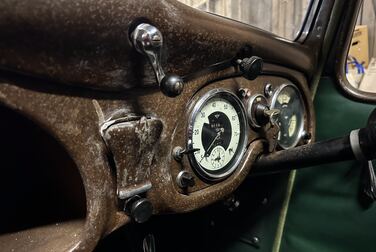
206,132 -> 221,156
215,152 -> 221,162
200,131 -> 221,163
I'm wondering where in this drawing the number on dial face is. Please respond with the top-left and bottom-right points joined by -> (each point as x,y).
191,97 -> 241,171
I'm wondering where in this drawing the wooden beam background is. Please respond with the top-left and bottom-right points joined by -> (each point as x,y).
178,0 -> 376,58
178,0 -> 310,40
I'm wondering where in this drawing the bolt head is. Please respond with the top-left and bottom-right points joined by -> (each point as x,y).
251,236 -> 260,244
264,83 -> 273,97
172,146 -> 184,161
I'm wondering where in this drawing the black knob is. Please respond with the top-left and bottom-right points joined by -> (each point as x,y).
160,74 -> 184,97
238,56 -> 263,80
176,171 -> 195,188
125,197 -> 153,223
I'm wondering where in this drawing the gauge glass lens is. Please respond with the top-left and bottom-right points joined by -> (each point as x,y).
188,91 -> 247,180
272,84 -> 305,149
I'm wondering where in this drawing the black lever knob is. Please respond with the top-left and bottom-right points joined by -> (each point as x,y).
160,74 -> 184,97
237,56 -> 263,80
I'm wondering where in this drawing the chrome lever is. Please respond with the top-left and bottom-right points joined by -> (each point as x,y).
131,23 -> 184,97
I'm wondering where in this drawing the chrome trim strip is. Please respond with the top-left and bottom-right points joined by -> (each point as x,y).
296,0 -> 321,43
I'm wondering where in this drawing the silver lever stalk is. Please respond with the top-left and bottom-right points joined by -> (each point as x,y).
131,23 -> 184,97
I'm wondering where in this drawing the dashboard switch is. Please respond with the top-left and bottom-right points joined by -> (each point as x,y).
237,56 -> 263,80
247,94 -> 279,128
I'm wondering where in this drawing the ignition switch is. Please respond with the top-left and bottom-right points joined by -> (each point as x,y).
247,94 -> 280,128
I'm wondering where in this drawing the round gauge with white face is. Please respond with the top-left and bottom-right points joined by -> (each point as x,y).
271,83 -> 305,149
187,90 -> 247,181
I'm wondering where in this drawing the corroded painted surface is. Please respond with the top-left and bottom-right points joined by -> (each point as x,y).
103,117 -> 163,198
0,1 -> 319,251
0,220 -> 84,252
0,80 -> 130,251
0,0 -> 314,90
0,61 -> 314,251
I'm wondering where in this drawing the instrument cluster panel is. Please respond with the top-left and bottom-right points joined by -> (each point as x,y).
170,75 -> 312,194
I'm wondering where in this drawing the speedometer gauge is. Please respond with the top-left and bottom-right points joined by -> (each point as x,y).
271,84 -> 305,149
187,89 -> 247,181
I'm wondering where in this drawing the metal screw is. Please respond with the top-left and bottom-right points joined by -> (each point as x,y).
240,236 -> 261,249
264,83 -> 273,98
239,88 -> 247,98
251,237 -> 260,244
172,146 -> 184,161
301,130 -> 312,143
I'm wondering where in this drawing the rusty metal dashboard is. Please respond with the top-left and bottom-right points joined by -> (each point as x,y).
0,0 -> 317,251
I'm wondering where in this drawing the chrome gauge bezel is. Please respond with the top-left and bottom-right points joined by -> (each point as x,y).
187,89 -> 248,181
270,83 -> 305,150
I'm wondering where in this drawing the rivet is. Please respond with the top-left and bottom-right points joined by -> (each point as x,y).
264,83 -> 273,98
251,236 -> 260,244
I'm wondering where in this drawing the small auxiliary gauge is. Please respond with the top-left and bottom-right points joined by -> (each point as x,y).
271,83 -> 305,149
187,89 -> 248,181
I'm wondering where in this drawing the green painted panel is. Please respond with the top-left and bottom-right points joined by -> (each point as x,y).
281,78 -> 376,252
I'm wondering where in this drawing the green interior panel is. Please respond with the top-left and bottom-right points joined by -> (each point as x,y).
280,77 -> 376,252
